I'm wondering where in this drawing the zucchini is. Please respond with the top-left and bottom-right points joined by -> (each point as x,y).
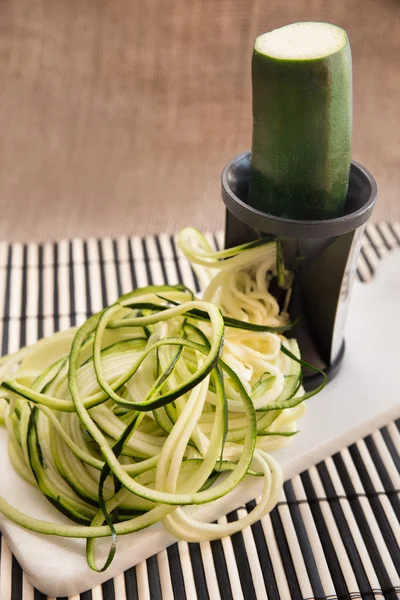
249,22 -> 352,219
0,232 -> 326,569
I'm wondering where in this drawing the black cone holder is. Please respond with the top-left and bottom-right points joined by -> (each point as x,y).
222,152 -> 377,388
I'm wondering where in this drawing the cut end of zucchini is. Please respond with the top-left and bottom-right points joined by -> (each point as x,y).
254,22 -> 347,61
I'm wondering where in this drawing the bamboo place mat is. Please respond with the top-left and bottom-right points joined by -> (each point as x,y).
0,223 -> 399,600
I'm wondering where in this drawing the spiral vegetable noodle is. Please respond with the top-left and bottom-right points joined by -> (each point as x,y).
0,228 -> 325,571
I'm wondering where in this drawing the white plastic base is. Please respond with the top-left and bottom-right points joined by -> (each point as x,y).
1,250 -> 399,597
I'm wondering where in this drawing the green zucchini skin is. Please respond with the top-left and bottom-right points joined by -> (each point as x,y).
249,25 -> 352,220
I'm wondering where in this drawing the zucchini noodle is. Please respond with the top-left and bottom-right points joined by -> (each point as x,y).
0,228 -> 326,571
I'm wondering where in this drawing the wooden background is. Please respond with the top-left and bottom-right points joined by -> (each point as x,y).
0,0 -> 398,241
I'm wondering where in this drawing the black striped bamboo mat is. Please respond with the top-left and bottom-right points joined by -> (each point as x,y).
0,222 -> 399,600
